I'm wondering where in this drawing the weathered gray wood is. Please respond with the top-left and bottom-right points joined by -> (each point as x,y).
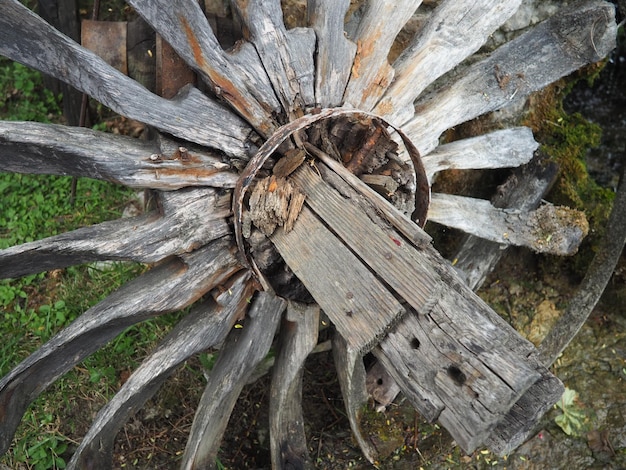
454,156 -> 559,290
232,0 -> 316,116
332,333 -> 378,464
539,166 -> 626,366
421,127 -> 539,182
181,291 -> 285,469
342,0 -> 420,111
290,165 -> 439,317
0,188 -> 231,278
307,0 -> 356,107
0,0 -> 254,158
403,0 -> 617,154
269,302 -> 319,469
127,0 -> 280,136
375,0 -> 522,123
0,238 -> 240,456
428,193 -> 588,255
67,273 -> 253,470
271,206 -> 405,354
0,122 -> 238,189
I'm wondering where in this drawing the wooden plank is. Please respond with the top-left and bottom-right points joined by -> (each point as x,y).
421,127 -> 538,182
156,34 -> 196,99
402,0 -> 617,154
81,19 -> 128,74
374,0 -> 522,123
0,188 -> 231,278
269,302 -> 319,469
67,273 -> 254,470
0,0 -> 254,158
307,0 -> 357,107
342,0 -> 420,111
232,0 -> 316,116
181,291 -> 285,469
0,122 -> 238,189
428,193 -> 589,255
271,206 -> 405,354
290,165 -> 439,316
0,237 -> 241,456
127,0 -> 280,136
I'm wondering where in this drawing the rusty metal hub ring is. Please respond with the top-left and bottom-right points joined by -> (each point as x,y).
232,108 -> 430,275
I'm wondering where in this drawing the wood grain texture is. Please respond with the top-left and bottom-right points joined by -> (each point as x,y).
428,193 -> 588,255
0,238 -> 241,455
127,0 -> 280,136
342,0 -> 420,111
0,188 -> 231,278
232,0 -> 316,116
0,122 -> 238,189
0,0 -> 254,157
403,0 -> 617,154
271,206 -> 405,353
307,0 -> 356,107
375,0 -> 522,123
269,302 -> 319,469
421,127 -> 538,182
181,292 -> 285,469
68,274 -> 253,470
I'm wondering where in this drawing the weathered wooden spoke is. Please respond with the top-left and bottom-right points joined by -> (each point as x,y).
0,238 -> 241,455
0,0 -> 254,156
68,272 -> 253,469
0,0 -> 618,466
0,188 -> 231,278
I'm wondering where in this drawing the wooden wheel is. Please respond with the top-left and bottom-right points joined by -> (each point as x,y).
0,0 -> 617,467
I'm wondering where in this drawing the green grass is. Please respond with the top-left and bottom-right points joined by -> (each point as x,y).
0,61 -> 182,469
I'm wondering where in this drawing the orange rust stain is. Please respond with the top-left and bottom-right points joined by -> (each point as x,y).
157,167 -> 222,179
268,176 -> 278,193
375,99 -> 394,116
179,15 -> 207,69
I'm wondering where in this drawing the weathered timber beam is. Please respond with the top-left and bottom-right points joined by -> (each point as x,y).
332,334 -> 378,464
421,127 -> 539,182
375,0 -> 522,123
403,0 -> 617,154
0,238 -> 241,455
307,0 -> 356,107
180,291 -> 285,469
0,122 -> 238,189
342,0 -> 420,111
0,0 -> 254,158
269,302 -> 319,469
0,188 -> 231,278
68,273 -> 254,470
428,193 -> 588,255
126,0 -> 280,136
231,0 -> 316,116
271,206 -> 405,354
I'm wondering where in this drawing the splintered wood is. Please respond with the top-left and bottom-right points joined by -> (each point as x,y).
243,138 -> 563,452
